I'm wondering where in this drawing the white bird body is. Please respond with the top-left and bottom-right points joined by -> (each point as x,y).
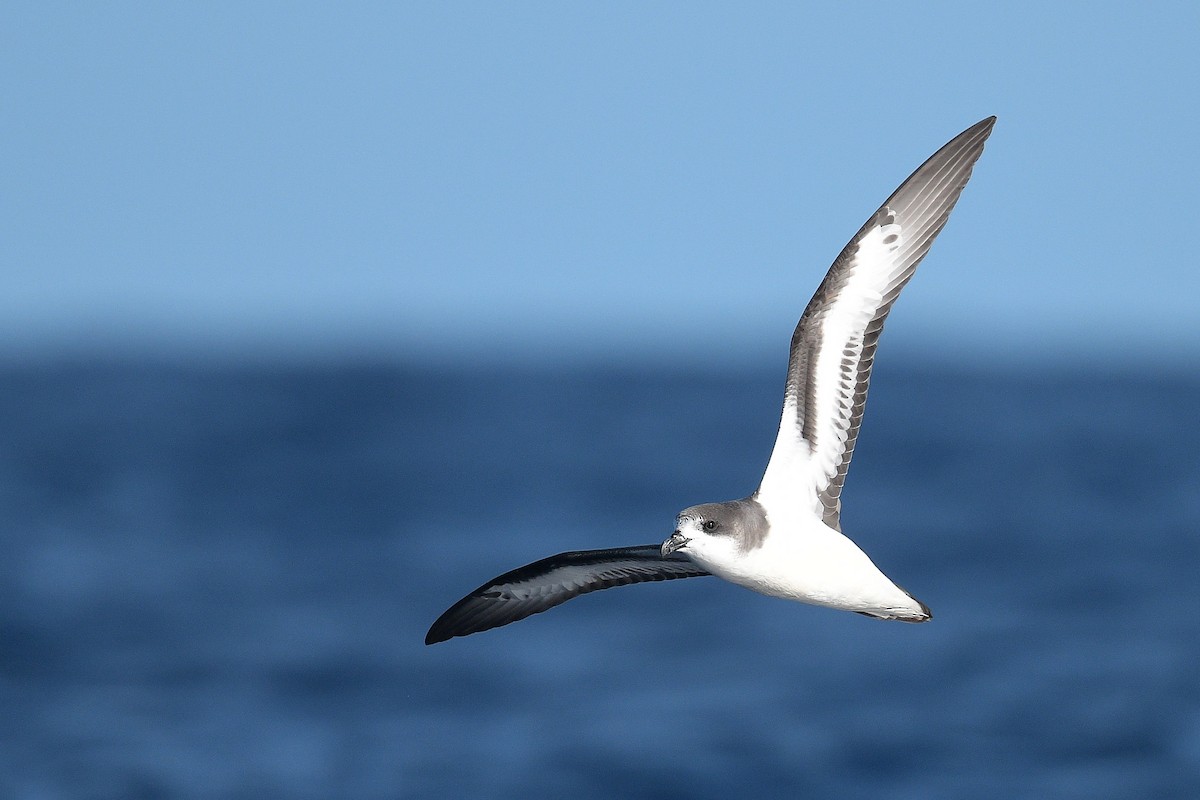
674,502 -> 928,621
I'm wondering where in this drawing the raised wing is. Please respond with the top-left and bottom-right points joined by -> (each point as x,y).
425,545 -> 711,644
757,117 -> 995,529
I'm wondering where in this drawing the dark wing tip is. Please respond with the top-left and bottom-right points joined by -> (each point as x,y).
424,618 -> 457,645
961,115 -> 996,140
424,584 -> 524,645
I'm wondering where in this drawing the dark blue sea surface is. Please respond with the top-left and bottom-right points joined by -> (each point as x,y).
2,358 -> 1198,798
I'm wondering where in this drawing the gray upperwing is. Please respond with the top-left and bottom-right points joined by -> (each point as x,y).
425,545 -> 711,644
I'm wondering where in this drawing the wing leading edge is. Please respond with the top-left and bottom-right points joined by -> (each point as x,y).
425,545 -> 711,644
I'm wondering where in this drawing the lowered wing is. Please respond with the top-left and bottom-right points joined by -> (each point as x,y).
426,545 -> 711,644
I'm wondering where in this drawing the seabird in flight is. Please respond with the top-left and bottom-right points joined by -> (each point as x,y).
426,116 -> 995,645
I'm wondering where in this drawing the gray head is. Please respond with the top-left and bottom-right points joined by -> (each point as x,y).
661,497 -> 768,559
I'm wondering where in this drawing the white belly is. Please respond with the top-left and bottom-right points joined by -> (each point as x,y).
688,516 -> 925,619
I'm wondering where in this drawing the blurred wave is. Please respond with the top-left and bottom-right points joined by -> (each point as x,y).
1,359 -> 1197,798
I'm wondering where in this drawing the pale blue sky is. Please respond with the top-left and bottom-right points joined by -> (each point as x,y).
4,3 -> 1198,365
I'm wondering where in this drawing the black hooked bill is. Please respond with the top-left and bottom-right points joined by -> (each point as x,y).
661,532 -> 689,557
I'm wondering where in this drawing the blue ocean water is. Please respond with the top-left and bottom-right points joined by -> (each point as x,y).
2,358 -> 1198,798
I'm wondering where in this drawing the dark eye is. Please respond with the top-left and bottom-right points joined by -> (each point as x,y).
703,520 -> 717,531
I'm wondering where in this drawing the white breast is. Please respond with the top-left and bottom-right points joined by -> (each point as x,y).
687,507 -> 923,618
